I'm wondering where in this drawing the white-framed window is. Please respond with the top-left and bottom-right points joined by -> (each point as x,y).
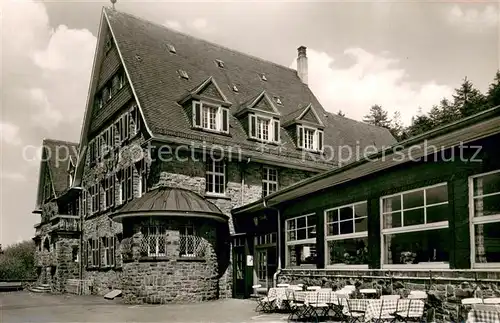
286,214 -> 317,267
469,169 -> 500,268
262,167 -> 278,197
179,224 -> 199,257
249,114 -> 280,143
103,176 -> 114,209
205,159 -> 225,195
101,236 -> 115,267
297,125 -> 323,152
81,189 -> 88,217
87,238 -> 99,268
90,183 -> 100,214
117,166 -> 133,203
192,101 -> 229,134
141,225 -> 167,257
381,183 -> 450,269
136,159 -> 147,197
325,201 -> 368,268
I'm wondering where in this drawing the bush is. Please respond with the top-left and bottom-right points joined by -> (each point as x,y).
0,240 -> 36,281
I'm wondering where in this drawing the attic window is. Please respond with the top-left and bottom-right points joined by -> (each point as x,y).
275,97 -> 283,105
232,85 -> 239,92
178,69 -> 189,79
166,43 -> 176,54
215,59 -> 225,68
135,54 -> 142,61
260,74 -> 268,81
297,125 -> 323,152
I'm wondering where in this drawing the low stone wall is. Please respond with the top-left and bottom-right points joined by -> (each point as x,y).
278,269 -> 500,322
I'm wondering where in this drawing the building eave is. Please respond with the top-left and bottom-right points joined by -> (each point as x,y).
232,105 -> 500,216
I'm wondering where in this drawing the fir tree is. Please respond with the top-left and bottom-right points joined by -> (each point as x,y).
363,104 -> 391,128
486,70 -> 500,108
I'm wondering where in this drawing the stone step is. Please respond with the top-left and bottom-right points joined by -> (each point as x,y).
30,287 -> 50,293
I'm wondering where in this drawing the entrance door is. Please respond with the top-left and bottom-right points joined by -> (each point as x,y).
256,249 -> 268,288
233,236 -> 247,298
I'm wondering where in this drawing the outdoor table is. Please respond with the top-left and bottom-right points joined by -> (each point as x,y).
364,299 -> 424,322
467,304 -> 500,323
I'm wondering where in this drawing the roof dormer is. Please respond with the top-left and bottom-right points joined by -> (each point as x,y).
283,104 -> 324,152
235,91 -> 281,144
178,77 -> 232,135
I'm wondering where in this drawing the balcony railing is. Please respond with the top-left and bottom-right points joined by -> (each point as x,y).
50,215 -> 80,232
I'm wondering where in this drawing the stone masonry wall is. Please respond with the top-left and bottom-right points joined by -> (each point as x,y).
279,269 -> 500,322
150,154 -> 314,299
53,237 -> 80,293
121,219 -> 219,304
81,102 -> 145,295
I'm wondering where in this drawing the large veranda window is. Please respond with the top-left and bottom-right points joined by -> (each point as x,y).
286,214 -> 317,267
470,170 -> 500,268
206,159 -> 225,195
325,201 -> 368,268
381,183 -> 450,268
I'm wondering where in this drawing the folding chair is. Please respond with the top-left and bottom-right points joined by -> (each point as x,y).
371,299 -> 396,323
258,288 -> 277,313
251,284 -> 263,312
459,297 -> 484,321
345,299 -> 366,323
287,290 -> 307,323
392,299 -> 425,323
309,291 -> 330,322
331,293 -> 349,322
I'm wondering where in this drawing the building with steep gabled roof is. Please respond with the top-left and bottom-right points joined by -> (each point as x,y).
32,7 -> 395,302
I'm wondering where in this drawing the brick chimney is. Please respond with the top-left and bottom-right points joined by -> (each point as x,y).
297,46 -> 308,85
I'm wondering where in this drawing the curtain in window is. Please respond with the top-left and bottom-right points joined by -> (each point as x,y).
476,178 -> 486,263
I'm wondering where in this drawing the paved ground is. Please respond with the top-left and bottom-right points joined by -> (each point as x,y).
0,291 -> 287,322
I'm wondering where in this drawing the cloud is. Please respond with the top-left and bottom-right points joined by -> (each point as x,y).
0,122 -> 22,146
191,18 -> 213,33
448,5 -> 499,30
29,88 -> 63,128
0,172 -> 27,182
2,0 -> 96,133
292,48 -> 453,125
163,20 -> 183,31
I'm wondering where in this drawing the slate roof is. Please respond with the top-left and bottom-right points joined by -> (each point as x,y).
43,139 -> 79,196
104,9 -> 395,168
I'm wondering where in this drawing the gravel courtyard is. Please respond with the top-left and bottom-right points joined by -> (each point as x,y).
0,291 -> 286,322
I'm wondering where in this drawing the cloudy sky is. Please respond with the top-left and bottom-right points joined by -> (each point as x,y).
0,0 -> 499,246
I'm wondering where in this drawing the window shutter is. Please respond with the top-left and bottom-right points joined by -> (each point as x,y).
87,240 -> 92,267
192,101 -> 202,127
297,125 -> 304,148
221,108 -> 229,133
249,115 -> 256,138
317,130 -> 324,152
273,119 -> 280,143
124,113 -> 130,139
111,237 -> 115,267
98,238 -> 102,267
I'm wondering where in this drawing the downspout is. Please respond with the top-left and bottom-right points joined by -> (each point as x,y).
263,199 -> 282,288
